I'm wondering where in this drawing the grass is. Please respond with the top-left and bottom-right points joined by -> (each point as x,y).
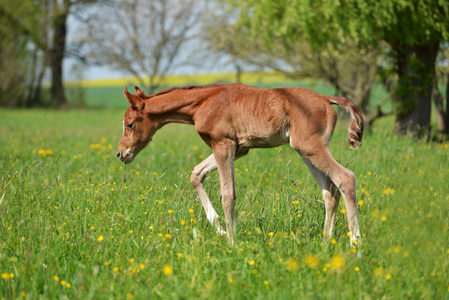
1,90 -> 448,298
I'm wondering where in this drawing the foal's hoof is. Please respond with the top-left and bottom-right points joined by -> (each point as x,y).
216,228 -> 227,236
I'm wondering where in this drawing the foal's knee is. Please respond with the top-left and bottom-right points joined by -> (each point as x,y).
190,170 -> 201,188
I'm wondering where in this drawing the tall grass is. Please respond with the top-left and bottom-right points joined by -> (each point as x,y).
0,107 -> 448,299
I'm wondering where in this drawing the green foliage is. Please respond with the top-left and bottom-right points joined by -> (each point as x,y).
1,108 -> 448,298
0,1 -> 47,106
231,0 -> 449,49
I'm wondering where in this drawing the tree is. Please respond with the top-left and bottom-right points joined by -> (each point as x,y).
202,3 -> 389,128
48,0 -> 100,107
433,44 -> 449,140
230,0 -> 449,137
0,1 -> 45,107
0,0 -> 100,108
81,0 -> 201,94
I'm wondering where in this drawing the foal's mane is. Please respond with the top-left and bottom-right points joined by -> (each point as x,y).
154,83 -> 229,97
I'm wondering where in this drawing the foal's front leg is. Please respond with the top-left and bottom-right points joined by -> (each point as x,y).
190,154 -> 225,235
213,140 -> 237,243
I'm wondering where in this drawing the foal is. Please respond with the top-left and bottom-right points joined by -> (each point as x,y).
116,83 -> 363,245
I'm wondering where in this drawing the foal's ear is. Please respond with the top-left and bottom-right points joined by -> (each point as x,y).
123,87 -> 142,108
134,86 -> 152,99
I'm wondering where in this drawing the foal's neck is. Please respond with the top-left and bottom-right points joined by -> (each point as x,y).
145,88 -> 205,127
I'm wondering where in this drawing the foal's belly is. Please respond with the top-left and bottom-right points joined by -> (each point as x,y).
237,129 -> 290,149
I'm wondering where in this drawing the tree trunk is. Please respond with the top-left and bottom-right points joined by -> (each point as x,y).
433,77 -> 447,140
446,73 -> 449,133
49,3 -> 70,107
394,41 -> 440,138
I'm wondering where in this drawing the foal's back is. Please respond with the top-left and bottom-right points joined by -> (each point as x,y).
193,84 -> 333,150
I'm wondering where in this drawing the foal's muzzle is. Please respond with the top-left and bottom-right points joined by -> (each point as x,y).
116,150 -> 134,164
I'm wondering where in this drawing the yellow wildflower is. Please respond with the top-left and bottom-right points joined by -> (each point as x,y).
286,258 -> 299,271
304,255 -> 319,269
382,188 -> 395,195
374,267 -> 384,277
162,264 -> 173,276
1,273 -> 13,280
330,254 -> 345,272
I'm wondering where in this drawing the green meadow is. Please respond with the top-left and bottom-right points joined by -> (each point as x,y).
0,78 -> 448,299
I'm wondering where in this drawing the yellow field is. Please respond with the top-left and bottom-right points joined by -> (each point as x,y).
67,72 -> 301,88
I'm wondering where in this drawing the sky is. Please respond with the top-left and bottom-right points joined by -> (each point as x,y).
62,5 -> 233,83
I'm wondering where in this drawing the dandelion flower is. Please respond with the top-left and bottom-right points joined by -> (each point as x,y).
382,188 -> 395,195
374,267 -> 384,277
385,273 -> 392,280
330,254 -> 345,272
286,258 -> 299,271
249,260 -> 255,266
162,264 -> 173,276
305,255 -> 319,269
97,235 -> 104,242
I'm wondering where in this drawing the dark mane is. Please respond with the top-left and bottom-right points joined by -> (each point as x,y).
154,83 -> 230,97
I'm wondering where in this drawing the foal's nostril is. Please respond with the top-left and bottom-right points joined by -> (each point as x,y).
116,151 -> 121,158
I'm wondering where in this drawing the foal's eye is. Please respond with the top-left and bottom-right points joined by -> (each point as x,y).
127,123 -> 134,129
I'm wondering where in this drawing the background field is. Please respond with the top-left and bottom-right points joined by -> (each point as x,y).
0,79 -> 448,299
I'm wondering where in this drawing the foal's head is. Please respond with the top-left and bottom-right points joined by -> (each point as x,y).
116,86 -> 155,164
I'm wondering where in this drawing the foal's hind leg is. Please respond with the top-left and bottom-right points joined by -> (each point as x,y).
302,159 -> 341,241
293,141 -> 361,246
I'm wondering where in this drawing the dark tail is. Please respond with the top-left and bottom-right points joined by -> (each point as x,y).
328,97 -> 364,150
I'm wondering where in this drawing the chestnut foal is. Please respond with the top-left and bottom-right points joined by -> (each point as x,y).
116,83 -> 363,245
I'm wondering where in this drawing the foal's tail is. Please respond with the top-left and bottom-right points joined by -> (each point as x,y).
328,97 -> 364,150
